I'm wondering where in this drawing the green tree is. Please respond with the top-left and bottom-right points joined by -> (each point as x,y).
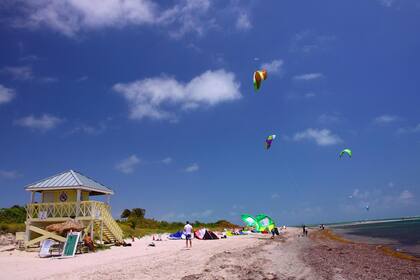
130,208 -> 146,219
0,205 -> 26,223
121,209 -> 131,219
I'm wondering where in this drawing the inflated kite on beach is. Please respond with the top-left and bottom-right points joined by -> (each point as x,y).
241,214 -> 260,231
255,214 -> 275,231
241,214 -> 276,232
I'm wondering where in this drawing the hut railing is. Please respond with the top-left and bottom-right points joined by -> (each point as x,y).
27,201 -> 106,220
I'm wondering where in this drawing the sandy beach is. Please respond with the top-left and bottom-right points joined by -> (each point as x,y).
1,228 -> 419,280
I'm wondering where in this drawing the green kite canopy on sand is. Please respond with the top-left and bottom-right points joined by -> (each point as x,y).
241,214 -> 276,232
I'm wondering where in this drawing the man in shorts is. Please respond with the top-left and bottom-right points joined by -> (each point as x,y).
184,221 -> 193,248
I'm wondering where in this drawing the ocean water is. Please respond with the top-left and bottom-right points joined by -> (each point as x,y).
331,218 -> 420,257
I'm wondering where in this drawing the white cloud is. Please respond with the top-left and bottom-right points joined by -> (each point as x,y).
0,170 -> 21,179
293,128 -> 342,146
293,73 -> 324,81
160,212 -> 187,221
318,113 -> 341,124
191,209 -> 213,218
348,188 -> 370,200
76,75 -> 88,82
235,12 -> 251,31
0,65 -> 57,83
70,123 -> 107,135
161,209 -> 213,221
158,0 -> 214,38
399,190 -> 414,201
343,186 -> 417,214
260,59 -> 284,75
0,85 -> 15,104
373,114 -> 400,125
9,0 -> 253,38
162,157 -> 173,164
185,163 -> 199,172
271,193 -> 280,199
290,30 -> 336,53
0,66 -> 33,80
379,0 -> 395,7
15,114 -> 63,131
39,77 -> 59,83
115,155 -> 140,174
13,0 -> 157,37
397,124 -> 420,134
19,54 -> 40,62
114,69 -> 241,121
304,92 -> 316,98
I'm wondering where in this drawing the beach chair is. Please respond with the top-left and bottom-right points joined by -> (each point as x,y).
76,242 -> 89,254
15,232 -> 25,250
49,241 -> 64,256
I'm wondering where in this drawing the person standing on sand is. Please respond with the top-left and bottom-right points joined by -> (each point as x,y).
184,221 -> 193,248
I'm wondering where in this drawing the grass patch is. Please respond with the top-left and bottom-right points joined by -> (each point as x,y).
0,223 -> 25,234
117,220 -> 239,239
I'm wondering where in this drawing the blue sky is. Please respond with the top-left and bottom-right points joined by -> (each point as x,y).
0,0 -> 419,225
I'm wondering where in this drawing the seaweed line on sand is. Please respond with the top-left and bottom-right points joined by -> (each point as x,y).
315,229 -> 420,262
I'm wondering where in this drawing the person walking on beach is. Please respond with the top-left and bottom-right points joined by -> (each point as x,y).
184,221 -> 193,248
302,225 -> 306,237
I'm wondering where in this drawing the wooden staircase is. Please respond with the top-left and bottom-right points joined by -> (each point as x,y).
95,204 -> 123,243
94,202 -> 123,243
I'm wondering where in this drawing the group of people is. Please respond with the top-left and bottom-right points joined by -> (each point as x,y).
302,225 -> 308,236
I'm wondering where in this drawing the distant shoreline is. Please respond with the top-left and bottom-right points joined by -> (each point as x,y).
326,216 -> 420,227
326,218 -> 420,258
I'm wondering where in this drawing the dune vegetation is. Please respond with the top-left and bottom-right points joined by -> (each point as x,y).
116,208 -> 239,238
0,205 -> 238,237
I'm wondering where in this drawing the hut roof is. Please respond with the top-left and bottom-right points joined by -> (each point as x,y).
25,170 -> 114,195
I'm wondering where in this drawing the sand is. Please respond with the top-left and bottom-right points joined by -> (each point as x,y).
0,227 -> 419,280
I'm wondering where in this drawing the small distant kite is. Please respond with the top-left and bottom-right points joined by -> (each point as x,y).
253,69 -> 268,91
339,148 -> 352,158
265,135 -> 276,150
365,205 -> 370,211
